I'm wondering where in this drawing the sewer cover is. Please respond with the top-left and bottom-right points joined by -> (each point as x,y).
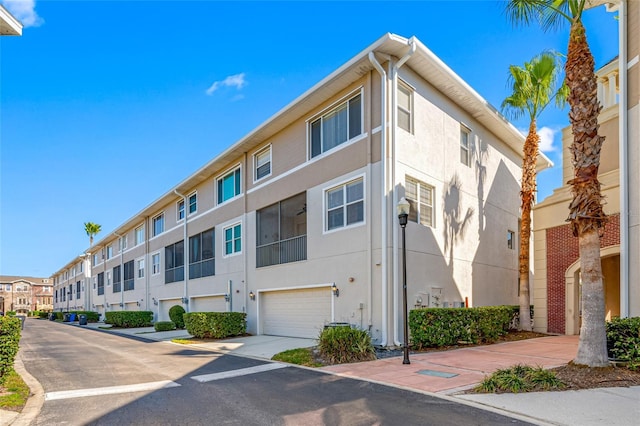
417,369 -> 458,378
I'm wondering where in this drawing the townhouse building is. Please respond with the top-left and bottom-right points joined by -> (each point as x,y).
52,33 -> 550,345
0,276 -> 53,314
533,0 -> 639,334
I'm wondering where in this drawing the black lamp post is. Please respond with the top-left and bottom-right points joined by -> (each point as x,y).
397,197 -> 411,365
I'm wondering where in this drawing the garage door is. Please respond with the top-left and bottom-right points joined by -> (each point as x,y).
191,296 -> 227,313
261,287 -> 332,338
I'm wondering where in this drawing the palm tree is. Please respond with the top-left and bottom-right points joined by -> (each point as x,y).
505,0 -> 608,366
84,222 -> 102,246
502,51 -> 568,332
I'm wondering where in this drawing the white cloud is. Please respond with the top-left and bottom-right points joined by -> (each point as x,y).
517,125 -> 558,153
2,0 -> 44,28
205,73 -> 247,96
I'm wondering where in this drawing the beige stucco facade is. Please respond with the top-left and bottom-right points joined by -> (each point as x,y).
52,34 -> 545,345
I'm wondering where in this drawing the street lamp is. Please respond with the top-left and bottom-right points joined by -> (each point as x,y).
397,197 -> 411,365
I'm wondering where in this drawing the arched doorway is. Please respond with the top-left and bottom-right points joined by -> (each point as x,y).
565,245 -> 620,335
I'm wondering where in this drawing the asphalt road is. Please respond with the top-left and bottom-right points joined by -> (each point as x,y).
18,319 -> 532,425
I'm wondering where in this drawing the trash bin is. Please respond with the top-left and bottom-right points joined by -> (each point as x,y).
63,313 -> 70,322
49,313 -> 56,321
79,314 -> 87,326
17,315 -> 26,330
69,313 -> 77,322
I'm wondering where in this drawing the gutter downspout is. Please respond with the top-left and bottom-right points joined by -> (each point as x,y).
392,38 -> 416,347
174,190 -> 190,312
616,0 -> 629,317
114,232 -> 124,309
144,216 -> 150,313
369,51 -> 389,346
365,70 -> 373,331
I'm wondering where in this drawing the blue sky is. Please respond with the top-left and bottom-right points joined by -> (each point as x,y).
0,0 -> 619,277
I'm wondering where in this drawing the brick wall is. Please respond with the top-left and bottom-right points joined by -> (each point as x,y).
545,213 -> 620,333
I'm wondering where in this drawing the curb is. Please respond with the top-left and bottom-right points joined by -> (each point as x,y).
8,351 -> 44,426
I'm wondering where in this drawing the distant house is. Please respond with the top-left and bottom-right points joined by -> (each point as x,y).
52,33 -> 550,345
532,0 -> 639,334
0,276 -> 54,314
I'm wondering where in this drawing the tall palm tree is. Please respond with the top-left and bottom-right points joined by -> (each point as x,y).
505,0 -> 608,366
84,222 -> 101,246
502,51 -> 568,332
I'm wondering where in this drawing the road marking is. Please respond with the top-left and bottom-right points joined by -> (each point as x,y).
44,380 -> 180,401
191,362 -> 287,382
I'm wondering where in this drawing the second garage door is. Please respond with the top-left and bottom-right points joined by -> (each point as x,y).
191,295 -> 227,312
261,287 -> 332,338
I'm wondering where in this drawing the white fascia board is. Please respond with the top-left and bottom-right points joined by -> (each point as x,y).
0,5 -> 23,36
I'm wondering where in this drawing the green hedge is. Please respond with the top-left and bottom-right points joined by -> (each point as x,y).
169,305 -> 186,329
154,321 -> 176,332
104,311 -> 153,328
0,316 -> 21,383
607,316 -> 640,368
410,306 -> 513,349
183,312 -> 246,339
68,311 -> 101,322
318,326 -> 376,364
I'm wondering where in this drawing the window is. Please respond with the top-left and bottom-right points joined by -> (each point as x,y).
135,225 -> 145,245
79,262 -> 83,273
325,178 -> 364,231
224,224 -> 242,256
153,214 -> 164,237
165,241 -> 184,284
254,146 -> 271,181
137,259 -> 145,278
257,192 -> 307,267
310,92 -> 362,158
405,176 -> 435,227
97,272 -> 104,296
152,253 -> 161,275
217,167 -> 241,204
113,265 -> 121,293
124,260 -> 134,291
177,199 -> 185,220
76,281 -> 81,299
460,127 -> 471,166
120,236 -> 127,251
106,271 -> 111,286
106,245 -> 113,260
507,230 -> 515,250
188,193 -> 197,214
398,82 -> 412,133
189,228 -> 215,279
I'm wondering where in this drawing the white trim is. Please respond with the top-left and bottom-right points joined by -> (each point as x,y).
253,144 -> 272,183
151,212 -> 165,237
215,163 -> 243,206
222,222 -> 243,257
322,174 -> 366,234
189,292 -> 227,300
177,198 -> 186,222
158,297 -> 181,302
187,191 -> 198,216
136,256 -> 145,280
628,55 -> 639,69
397,79 -> 414,134
371,125 -> 382,134
134,224 -> 145,246
150,251 -> 162,276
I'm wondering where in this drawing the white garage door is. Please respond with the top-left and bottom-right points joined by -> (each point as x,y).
191,296 -> 227,312
261,287 -> 332,338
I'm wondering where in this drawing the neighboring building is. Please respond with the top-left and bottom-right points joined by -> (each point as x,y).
0,276 -> 54,314
51,255 -> 91,313
533,0 -> 639,334
0,4 -> 22,36
53,33 -> 551,345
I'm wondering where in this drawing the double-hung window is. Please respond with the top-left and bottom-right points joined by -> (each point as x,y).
325,178 -> 364,231
189,228 -> 215,279
135,225 -> 145,245
188,192 -> 197,214
217,167 -> 241,204
398,82 -> 413,133
177,199 -> 185,220
153,214 -> 164,237
106,245 -> 113,260
254,146 -> 271,181
310,92 -> 362,158
460,126 -> 471,166
405,176 -> 435,227
137,259 -> 145,278
152,253 -> 161,275
224,224 -> 242,256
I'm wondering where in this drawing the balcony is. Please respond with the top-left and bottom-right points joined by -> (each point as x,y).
257,235 -> 307,268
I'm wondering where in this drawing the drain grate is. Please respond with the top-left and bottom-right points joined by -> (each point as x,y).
417,369 -> 458,378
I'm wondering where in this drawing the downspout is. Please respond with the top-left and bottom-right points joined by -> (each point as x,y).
617,0 -> 629,317
368,51 -> 389,346
114,232 -> 124,309
144,216 -> 150,313
392,38 -> 416,347
243,152 -> 248,315
365,70 -> 373,331
174,190 -> 190,312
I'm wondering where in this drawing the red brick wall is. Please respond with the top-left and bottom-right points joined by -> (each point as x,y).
545,214 -> 620,334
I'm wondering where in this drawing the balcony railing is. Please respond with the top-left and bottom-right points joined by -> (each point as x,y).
257,235 -> 307,268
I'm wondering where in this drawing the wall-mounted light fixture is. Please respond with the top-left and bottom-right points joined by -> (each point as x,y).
181,297 -> 189,304
152,297 -> 158,306
224,294 -> 230,302
249,291 -> 255,301
119,302 -> 124,307
136,301 -> 141,307
331,283 -> 339,297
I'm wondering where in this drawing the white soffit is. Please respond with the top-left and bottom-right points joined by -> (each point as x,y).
0,5 -> 22,36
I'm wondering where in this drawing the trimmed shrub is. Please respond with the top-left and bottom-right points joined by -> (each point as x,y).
37,311 -> 49,319
70,311 -> 101,322
410,306 -> 512,349
183,312 -> 246,339
169,305 -> 186,329
104,311 -> 153,328
154,321 -> 176,332
318,326 -> 375,364
0,316 -> 21,383
607,316 -> 640,369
